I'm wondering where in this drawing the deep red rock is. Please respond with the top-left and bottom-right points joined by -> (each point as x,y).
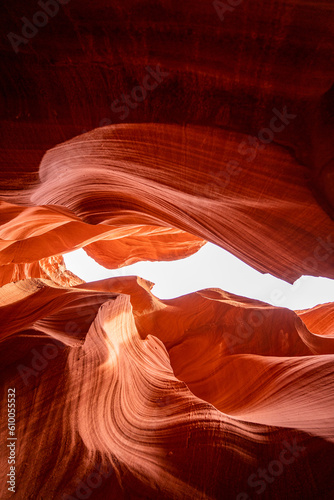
0,1 -> 334,499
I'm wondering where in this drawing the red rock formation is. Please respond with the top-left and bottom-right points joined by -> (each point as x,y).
1,0 -> 334,499
1,277 -> 334,499
1,123 -> 333,283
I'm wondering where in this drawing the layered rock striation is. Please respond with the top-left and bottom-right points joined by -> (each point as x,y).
1,0 -> 334,498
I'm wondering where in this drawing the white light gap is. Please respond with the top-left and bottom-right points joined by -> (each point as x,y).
64,243 -> 334,311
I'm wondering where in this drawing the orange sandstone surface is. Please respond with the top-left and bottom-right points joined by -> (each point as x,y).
1,0 -> 334,499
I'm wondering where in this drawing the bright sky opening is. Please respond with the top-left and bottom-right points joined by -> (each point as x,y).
64,242 -> 334,311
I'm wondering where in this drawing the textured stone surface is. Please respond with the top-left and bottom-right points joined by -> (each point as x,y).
1,277 -> 334,499
1,0 -> 334,499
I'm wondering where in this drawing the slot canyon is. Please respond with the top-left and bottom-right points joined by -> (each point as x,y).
0,1 -> 334,499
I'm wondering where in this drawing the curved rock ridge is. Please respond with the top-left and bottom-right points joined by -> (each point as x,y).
0,199 -> 205,285
1,0 -> 334,215
1,123 -> 333,284
296,301 -> 334,338
1,0 -> 334,498
73,278 -> 334,438
1,277 -> 334,499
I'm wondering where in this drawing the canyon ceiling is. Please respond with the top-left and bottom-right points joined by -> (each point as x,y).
0,0 -> 334,499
